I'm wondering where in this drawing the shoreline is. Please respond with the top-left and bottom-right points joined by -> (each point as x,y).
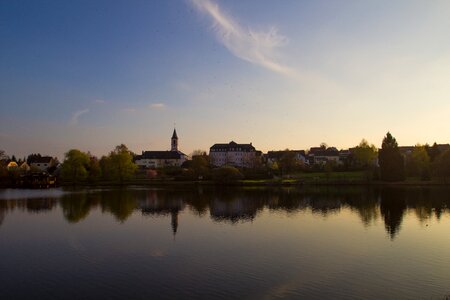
2,180 -> 448,189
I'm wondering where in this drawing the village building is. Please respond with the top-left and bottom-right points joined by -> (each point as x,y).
307,147 -> 340,165
6,161 -> 18,170
265,150 -> 307,165
20,162 -> 31,172
209,141 -> 261,168
29,156 -> 56,171
134,129 -> 188,169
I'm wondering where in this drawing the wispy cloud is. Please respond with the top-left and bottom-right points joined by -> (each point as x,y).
122,107 -> 137,113
149,103 -> 166,109
94,99 -> 106,104
190,0 -> 297,78
69,109 -> 89,126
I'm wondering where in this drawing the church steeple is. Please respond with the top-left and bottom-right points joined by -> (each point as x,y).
171,128 -> 178,151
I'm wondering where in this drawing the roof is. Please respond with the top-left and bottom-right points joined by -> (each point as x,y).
137,151 -> 186,160
172,129 -> 178,139
29,156 -> 53,164
308,147 -> 339,157
267,150 -> 305,159
210,141 -> 256,151
437,144 -> 450,152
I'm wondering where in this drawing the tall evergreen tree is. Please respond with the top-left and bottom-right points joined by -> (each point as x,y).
379,132 -> 405,181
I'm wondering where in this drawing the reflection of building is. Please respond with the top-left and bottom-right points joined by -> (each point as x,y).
139,190 -> 185,235
135,129 -> 188,168
209,197 -> 261,223
209,141 -> 261,168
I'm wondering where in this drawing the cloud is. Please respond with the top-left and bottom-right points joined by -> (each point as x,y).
149,103 -> 166,109
69,109 -> 89,126
94,99 -> 106,104
190,0 -> 297,78
122,107 -> 137,113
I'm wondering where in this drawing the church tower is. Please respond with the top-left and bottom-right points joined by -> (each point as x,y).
171,128 -> 178,151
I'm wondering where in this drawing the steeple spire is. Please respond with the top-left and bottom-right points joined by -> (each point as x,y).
172,128 -> 178,139
171,128 -> 178,151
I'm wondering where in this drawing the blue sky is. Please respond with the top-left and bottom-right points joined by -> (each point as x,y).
1,0 -> 450,159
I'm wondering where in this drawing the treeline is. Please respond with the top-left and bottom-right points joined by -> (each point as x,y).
61,144 -> 137,184
378,132 -> 450,182
2,132 -> 450,185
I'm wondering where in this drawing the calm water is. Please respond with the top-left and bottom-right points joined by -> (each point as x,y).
1,186 -> 449,299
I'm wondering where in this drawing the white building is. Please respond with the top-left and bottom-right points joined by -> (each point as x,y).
29,156 -> 56,171
135,129 -> 188,169
209,141 -> 260,168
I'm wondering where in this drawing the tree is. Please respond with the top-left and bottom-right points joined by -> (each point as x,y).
379,132 -> 405,182
87,155 -> 102,182
426,142 -> 441,162
405,145 -> 430,180
191,149 -> 207,157
61,149 -> 90,183
0,150 -> 7,161
212,166 -> 243,184
27,153 -> 42,164
190,152 -> 210,179
353,139 -> 377,168
433,149 -> 450,182
278,150 -> 300,176
106,144 -> 137,183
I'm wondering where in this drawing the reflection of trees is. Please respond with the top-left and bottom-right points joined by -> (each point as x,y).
1,186 -> 450,239
380,188 -> 407,239
26,198 -> 57,213
100,189 -> 139,222
346,188 -> 379,227
60,193 -> 100,223
0,210 -> 4,227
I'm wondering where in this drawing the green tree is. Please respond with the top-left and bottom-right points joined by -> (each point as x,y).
433,149 -> 450,182
190,151 -> 210,179
379,132 -> 405,182
405,145 -> 430,180
353,139 -> 377,168
106,144 -> 137,183
87,155 -> 102,182
212,166 -> 243,184
278,150 -> 300,176
61,149 -> 90,183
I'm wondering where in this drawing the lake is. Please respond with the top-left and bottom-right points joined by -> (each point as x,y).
1,186 -> 449,299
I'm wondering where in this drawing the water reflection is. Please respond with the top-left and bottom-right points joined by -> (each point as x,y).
1,187 -> 449,239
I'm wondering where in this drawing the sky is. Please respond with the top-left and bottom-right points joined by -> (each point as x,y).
1,0 -> 450,159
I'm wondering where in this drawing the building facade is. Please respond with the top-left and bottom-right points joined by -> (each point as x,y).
209,141 -> 260,168
135,129 -> 188,169
29,156 -> 56,171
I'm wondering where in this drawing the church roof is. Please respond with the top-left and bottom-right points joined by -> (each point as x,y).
137,151 -> 186,160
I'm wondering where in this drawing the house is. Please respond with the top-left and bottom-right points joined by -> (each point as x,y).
209,141 -> 261,168
266,150 -> 306,166
20,162 -> 30,172
29,156 -> 56,171
6,161 -> 18,170
307,147 -> 340,165
134,129 -> 188,169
